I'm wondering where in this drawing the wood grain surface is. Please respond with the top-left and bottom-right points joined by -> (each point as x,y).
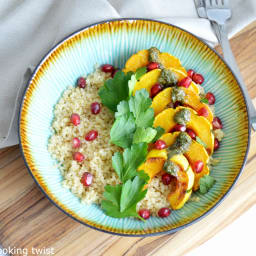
0,21 -> 255,256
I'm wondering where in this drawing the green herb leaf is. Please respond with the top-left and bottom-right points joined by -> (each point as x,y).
128,74 -> 137,97
115,101 -> 130,118
101,176 -> 147,220
199,175 -> 216,194
110,113 -> 136,148
136,170 -> 150,183
196,136 -> 207,148
133,127 -> 157,144
98,71 -> 132,112
152,126 -> 165,142
135,67 -> 147,80
112,143 -> 148,183
200,98 -> 209,104
128,89 -> 154,128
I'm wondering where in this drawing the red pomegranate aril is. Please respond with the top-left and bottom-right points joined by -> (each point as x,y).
91,102 -> 101,115
186,128 -> 196,140
154,140 -> 167,150
214,138 -> 220,151
139,209 -> 150,220
101,64 -> 114,73
162,173 -> 173,185
198,107 -> 209,117
205,92 -> 216,105
147,62 -> 160,71
70,113 -> 80,126
192,73 -> 204,85
111,68 -> 119,78
194,160 -> 204,173
172,124 -> 186,132
73,152 -> 85,162
72,137 -> 81,148
151,83 -> 162,97
187,69 -> 194,78
178,76 -> 192,88
85,130 -> 98,141
158,207 -> 171,218
77,77 -> 86,88
212,117 -> 223,130
174,101 -> 182,108
81,172 -> 93,186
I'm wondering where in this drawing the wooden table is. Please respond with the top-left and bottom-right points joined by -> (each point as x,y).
0,21 -> 255,256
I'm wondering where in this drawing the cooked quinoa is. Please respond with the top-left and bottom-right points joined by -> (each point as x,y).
48,68 -> 169,213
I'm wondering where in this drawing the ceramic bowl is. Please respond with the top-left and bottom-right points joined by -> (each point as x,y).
19,19 -> 250,236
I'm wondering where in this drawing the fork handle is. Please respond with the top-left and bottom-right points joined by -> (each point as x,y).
217,23 -> 256,131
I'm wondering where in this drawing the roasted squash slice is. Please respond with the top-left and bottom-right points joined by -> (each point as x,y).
167,166 -> 194,210
123,49 -> 186,74
160,132 -> 210,191
154,106 -> 214,154
151,87 -> 213,122
133,69 -> 161,95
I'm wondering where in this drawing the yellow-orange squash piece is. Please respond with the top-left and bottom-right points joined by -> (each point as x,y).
160,132 -> 210,191
133,69 -> 161,95
154,106 -> 214,154
151,87 -> 213,122
123,49 -> 186,74
167,166 -> 194,210
138,157 -> 165,183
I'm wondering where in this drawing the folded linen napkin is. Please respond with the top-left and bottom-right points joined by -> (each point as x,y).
0,0 -> 255,149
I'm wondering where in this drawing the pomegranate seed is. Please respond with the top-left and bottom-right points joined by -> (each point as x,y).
71,113 -> 80,126
174,101 -> 182,108
111,68 -> 119,78
178,76 -> 192,88
72,137 -> 81,148
205,92 -> 216,105
187,69 -> 194,78
101,64 -> 114,73
154,140 -> 167,150
85,130 -> 98,141
151,83 -> 162,98
81,172 -> 93,186
212,117 -> 223,130
162,173 -> 173,185
186,128 -> 196,140
192,73 -> 204,85
147,62 -> 160,71
198,107 -> 209,117
194,160 -> 204,173
158,207 -> 171,218
91,102 -> 101,115
77,77 -> 86,88
214,138 -> 220,151
172,124 -> 186,132
139,209 -> 150,220
73,152 -> 85,162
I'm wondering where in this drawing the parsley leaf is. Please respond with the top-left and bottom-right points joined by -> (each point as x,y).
128,89 -> 154,128
133,127 -> 157,144
135,67 -> 147,80
101,176 -> 147,220
112,143 -> 148,183
199,175 -> 216,194
152,126 -> 165,142
200,98 -> 209,104
98,71 -> 132,112
110,113 -> 136,148
196,136 -> 207,148
115,101 -> 130,118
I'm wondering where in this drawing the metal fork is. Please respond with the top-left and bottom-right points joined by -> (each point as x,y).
196,0 -> 256,130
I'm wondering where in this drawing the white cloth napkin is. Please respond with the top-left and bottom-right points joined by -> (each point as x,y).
0,0 -> 255,149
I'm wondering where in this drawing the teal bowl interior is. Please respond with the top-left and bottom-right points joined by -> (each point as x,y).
19,19 -> 250,236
